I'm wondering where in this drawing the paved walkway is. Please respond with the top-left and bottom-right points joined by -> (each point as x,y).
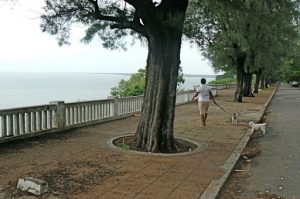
0,87 -> 275,199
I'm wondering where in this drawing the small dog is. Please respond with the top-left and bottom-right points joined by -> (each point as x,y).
231,113 -> 239,125
249,121 -> 266,134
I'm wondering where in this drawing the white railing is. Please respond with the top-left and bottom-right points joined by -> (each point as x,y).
117,96 -> 143,115
64,99 -> 115,127
0,89 -> 216,143
0,104 -> 57,138
194,83 -> 236,91
211,83 -> 235,90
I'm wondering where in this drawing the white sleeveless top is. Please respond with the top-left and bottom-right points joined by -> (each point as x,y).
197,84 -> 211,102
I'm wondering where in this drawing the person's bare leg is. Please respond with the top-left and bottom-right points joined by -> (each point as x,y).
204,103 -> 209,124
201,114 -> 206,126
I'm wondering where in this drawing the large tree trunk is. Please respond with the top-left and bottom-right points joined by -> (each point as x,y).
234,53 -> 246,102
135,1 -> 188,153
234,66 -> 244,102
242,72 -> 253,97
265,79 -> 270,88
254,69 -> 262,93
244,50 -> 255,96
260,74 -> 266,89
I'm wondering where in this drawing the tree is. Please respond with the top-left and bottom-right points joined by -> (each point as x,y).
111,67 -> 185,97
243,0 -> 300,92
285,54 -> 300,82
185,0 -> 250,102
41,0 -> 189,152
111,69 -> 145,97
185,0 -> 300,101
286,63 -> 300,82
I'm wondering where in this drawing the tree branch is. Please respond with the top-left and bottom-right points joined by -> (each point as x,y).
110,20 -> 147,37
86,0 -> 146,36
124,0 -> 138,8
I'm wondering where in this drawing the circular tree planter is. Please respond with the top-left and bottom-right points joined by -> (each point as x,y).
109,135 -> 206,156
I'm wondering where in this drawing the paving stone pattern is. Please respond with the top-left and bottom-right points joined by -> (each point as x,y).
0,88 -> 274,199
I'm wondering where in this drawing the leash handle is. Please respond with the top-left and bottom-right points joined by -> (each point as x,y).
213,100 -> 232,116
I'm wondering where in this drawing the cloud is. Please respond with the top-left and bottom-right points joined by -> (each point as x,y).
0,0 -> 214,74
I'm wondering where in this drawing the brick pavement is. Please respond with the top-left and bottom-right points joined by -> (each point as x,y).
0,87 -> 275,199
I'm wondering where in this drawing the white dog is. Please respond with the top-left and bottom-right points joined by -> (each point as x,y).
249,121 -> 266,134
231,113 -> 239,125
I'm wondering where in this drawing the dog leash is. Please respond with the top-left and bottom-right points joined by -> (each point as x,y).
213,101 -> 232,116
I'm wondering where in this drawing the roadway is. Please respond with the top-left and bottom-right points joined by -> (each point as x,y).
245,85 -> 300,198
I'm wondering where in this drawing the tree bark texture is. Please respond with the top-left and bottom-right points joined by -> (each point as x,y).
234,53 -> 246,102
135,1 -> 188,153
260,75 -> 266,89
254,69 -> 262,93
242,72 -> 253,97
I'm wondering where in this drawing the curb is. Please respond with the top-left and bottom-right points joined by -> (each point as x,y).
106,134 -> 209,157
199,85 -> 279,199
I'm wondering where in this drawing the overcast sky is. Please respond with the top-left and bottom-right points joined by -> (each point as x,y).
0,0 -> 215,75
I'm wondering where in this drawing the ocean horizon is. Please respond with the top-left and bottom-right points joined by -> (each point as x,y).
0,72 -> 216,109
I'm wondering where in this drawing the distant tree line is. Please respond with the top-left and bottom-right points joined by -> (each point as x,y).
111,67 -> 185,97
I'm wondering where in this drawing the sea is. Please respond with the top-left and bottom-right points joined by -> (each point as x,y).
0,72 -> 215,109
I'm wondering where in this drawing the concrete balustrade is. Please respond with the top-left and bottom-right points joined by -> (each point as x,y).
194,83 -> 236,91
0,87 -> 225,144
117,96 -> 143,115
176,91 -> 190,105
64,99 -> 114,127
0,105 -> 57,139
212,83 -> 236,90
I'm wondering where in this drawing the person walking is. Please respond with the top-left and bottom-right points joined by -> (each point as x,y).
192,78 -> 216,127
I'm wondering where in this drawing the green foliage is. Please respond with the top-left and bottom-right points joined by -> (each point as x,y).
287,65 -> 300,82
40,0 -> 143,48
210,71 -> 236,85
184,0 -> 244,72
177,66 -> 185,87
111,67 -> 185,97
284,58 -> 300,82
209,78 -> 235,86
216,71 -> 234,80
119,142 -> 129,150
185,0 -> 300,79
111,69 -> 145,97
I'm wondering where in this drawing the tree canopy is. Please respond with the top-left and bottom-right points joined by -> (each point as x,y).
185,0 -> 300,101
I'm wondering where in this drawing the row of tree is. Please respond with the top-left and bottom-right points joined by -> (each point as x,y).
39,0 -> 300,152
185,0 -> 300,102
